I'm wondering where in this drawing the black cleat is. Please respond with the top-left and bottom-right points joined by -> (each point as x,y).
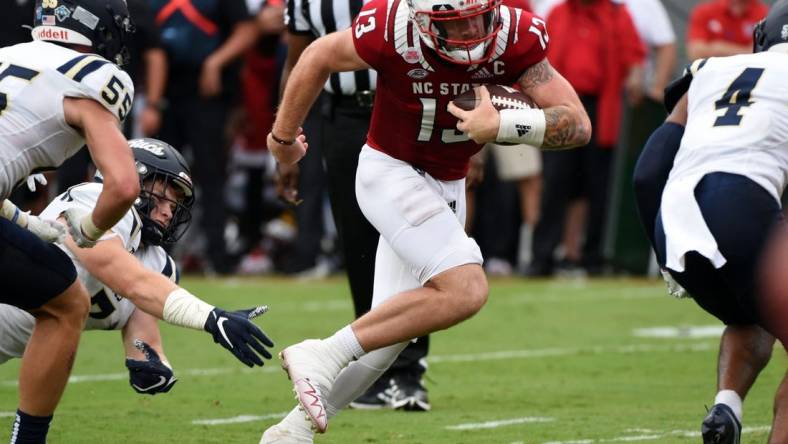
701,403 -> 741,444
349,376 -> 395,410
390,371 -> 431,412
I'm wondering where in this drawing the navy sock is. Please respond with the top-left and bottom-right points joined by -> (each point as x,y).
10,409 -> 52,444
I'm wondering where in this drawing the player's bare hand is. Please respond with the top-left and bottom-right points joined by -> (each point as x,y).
267,127 -> 308,165
276,162 -> 302,205
448,86 -> 500,144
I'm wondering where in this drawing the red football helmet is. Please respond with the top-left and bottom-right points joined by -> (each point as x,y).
407,0 -> 503,65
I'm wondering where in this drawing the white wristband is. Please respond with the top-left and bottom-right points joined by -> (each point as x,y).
162,288 -> 215,330
0,200 -> 28,228
80,213 -> 105,241
497,108 -> 546,147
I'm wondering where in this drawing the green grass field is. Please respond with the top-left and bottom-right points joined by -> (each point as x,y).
0,277 -> 784,443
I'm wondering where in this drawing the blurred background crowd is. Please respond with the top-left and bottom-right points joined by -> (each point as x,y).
0,0 -> 779,278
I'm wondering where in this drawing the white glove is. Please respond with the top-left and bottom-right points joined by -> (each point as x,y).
0,199 -> 64,243
63,208 -> 104,248
26,174 -> 47,192
26,214 -> 66,243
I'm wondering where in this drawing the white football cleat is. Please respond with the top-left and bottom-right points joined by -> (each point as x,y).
259,423 -> 313,444
280,340 -> 342,433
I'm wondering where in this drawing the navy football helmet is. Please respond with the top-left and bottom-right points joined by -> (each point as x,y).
753,0 -> 788,53
129,138 -> 194,247
32,0 -> 135,66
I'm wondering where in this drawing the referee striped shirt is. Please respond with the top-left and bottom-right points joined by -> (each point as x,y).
285,0 -> 377,95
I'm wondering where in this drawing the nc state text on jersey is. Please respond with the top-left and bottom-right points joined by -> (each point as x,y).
412,82 -> 484,96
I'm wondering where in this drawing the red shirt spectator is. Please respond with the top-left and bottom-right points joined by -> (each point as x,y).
546,0 -> 644,147
687,0 -> 768,60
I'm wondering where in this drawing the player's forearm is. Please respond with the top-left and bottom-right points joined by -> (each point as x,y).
666,93 -> 688,126
515,59 -> 591,149
274,44 -> 331,136
115,271 -> 178,318
85,130 -> 139,231
122,276 -> 214,331
122,311 -> 167,362
540,105 -> 592,150
280,33 -> 313,98
92,175 -> 139,231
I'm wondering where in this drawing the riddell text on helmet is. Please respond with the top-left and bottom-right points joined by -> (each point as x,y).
34,28 -> 71,40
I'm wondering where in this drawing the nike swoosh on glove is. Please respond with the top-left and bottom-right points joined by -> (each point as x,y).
203,306 -> 273,367
125,339 -> 178,395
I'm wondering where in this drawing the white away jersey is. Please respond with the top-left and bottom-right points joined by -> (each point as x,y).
672,52 -> 788,200
0,40 -> 134,199
40,182 -> 145,329
0,245 -> 178,363
41,182 -> 142,252
661,51 -> 788,272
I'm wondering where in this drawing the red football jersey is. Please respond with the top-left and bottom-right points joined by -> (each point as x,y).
352,0 -> 547,180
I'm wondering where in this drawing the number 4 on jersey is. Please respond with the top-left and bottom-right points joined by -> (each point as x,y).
714,67 -> 765,127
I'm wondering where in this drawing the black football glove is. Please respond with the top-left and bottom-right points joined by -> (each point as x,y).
125,340 -> 178,395
203,306 -> 273,368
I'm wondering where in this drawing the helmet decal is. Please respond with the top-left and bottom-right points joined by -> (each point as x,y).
33,0 -> 135,66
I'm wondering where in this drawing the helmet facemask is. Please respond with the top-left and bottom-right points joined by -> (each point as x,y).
135,164 -> 194,247
411,0 -> 502,65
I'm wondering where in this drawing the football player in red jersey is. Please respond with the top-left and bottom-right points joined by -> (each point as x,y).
262,0 -> 590,440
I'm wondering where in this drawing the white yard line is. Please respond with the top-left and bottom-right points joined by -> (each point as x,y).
0,342 -> 716,387
1,365 -> 279,387
191,412 -> 287,426
446,417 -> 554,430
538,426 -> 771,444
632,325 -> 725,339
191,413 -> 554,428
428,342 -> 716,363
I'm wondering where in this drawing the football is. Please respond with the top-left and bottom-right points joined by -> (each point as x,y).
452,85 -> 537,146
452,84 -> 536,112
